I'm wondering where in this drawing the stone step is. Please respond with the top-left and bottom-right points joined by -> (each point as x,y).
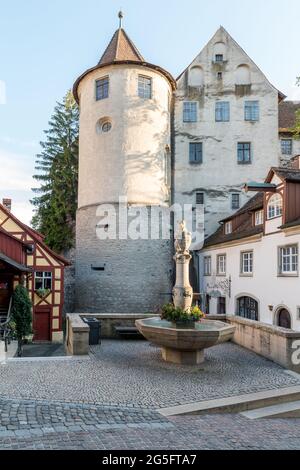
158,385 -> 300,417
240,400 -> 300,420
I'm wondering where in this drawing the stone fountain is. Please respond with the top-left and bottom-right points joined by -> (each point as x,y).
136,221 -> 235,365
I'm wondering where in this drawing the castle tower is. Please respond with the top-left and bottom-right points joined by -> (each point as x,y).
73,16 -> 176,313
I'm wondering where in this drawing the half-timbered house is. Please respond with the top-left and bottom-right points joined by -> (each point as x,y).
0,200 -> 69,343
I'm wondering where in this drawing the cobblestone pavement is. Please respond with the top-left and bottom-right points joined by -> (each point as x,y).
0,399 -> 299,450
0,341 -> 299,408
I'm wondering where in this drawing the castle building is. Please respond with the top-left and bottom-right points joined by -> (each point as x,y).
72,17 -> 298,315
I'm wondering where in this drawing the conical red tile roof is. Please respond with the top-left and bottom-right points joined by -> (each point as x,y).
99,28 -> 145,65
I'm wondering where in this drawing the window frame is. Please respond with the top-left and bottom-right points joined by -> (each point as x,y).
138,75 -> 152,99
189,142 -> 203,164
281,139 -> 293,156
244,101 -> 260,122
217,254 -> 226,276
215,54 -> 224,63
278,244 -> 299,277
204,256 -> 212,276
215,101 -> 230,122
267,194 -> 283,220
196,192 -> 205,205
255,210 -> 264,226
225,221 -> 232,235
240,250 -> 254,276
34,271 -> 53,291
183,101 -> 198,123
95,76 -> 109,101
237,142 -> 252,164
231,193 -> 240,210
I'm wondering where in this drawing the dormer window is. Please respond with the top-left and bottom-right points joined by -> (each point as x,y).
267,194 -> 283,220
255,210 -> 264,226
225,221 -> 232,235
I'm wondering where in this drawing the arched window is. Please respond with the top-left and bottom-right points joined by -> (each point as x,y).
267,194 -> 283,220
237,296 -> 259,321
188,66 -> 204,87
213,42 -> 226,63
235,65 -> 251,85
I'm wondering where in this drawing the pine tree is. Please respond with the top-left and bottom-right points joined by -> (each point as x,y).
31,91 -> 79,252
11,285 -> 32,357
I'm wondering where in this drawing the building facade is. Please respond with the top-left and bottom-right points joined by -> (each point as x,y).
0,200 -> 68,342
279,101 -> 300,166
72,20 -> 299,315
199,157 -> 300,331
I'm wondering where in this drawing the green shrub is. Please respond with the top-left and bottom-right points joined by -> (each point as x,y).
161,304 -> 205,323
11,285 -> 33,356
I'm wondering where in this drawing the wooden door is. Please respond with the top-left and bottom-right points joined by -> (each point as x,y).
0,275 -> 12,314
278,309 -> 291,329
33,308 -> 51,342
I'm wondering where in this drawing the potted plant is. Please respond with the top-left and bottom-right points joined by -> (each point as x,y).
161,303 -> 205,329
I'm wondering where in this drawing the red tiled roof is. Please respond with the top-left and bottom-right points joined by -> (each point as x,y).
279,101 -> 300,130
99,28 -> 144,65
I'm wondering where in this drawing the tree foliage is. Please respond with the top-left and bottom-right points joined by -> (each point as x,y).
292,76 -> 300,140
31,91 -> 79,252
11,285 -> 32,357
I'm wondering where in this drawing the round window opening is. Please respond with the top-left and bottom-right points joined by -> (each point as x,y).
102,121 -> 112,133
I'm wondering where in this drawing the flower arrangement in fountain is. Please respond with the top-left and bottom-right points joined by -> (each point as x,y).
161,303 -> 206,324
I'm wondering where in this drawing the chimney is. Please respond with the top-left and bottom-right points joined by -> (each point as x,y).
291,155 -> 300,170
2,198 -> 12,212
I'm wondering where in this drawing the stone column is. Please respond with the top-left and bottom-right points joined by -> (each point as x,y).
172,221 -> 193,311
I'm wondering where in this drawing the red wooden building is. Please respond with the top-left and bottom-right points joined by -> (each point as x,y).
0,200 -> 69,342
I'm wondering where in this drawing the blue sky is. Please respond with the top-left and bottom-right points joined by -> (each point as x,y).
0,0 -> 299,224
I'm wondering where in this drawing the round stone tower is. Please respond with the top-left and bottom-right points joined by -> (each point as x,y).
73,20 -> 176,313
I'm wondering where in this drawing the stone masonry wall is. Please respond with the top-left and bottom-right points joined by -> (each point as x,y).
75,205 -> 174,313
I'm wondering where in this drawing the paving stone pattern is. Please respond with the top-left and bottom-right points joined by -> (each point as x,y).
0,341 -> 299,408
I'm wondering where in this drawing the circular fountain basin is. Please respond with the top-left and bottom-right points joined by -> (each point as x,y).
136,317 -> 236,365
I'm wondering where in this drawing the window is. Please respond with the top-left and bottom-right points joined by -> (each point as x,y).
241,251 -> 253,275
138,75 -> 152,99
96,77 -> 109,101
204,256 -> 212,276
237,297 -> 258,321
215,101 -> 230,122
279,245 -> 298,275
217,72 -> 223,80
281,139 -> 293,155
268,194 -> 283,219
218,297 -> 226,315
215,54 -> 224,63
297,307 -> 300,320
225,222 -> 232,235
196,192 -> 204,205
189,143 -> 203,163
101,121 -> 112,133
245,101 -> 259,121
217,254 -> 226,275
255,210 -> 264,226
231,193 -> 240,210
237,142 -> 252,164
183,102 -> 197,122
35,272 -> 52,291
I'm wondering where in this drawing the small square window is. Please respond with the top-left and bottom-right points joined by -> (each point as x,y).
231,194 -> 240,210
215,54 -> 224,63
245,101 -> 260,121
196,192 -> 204,205
189,143 -> 203,164
96,77 -> 109,101
281,139 -> 293,155
217,72 -> 223,80
183,102 -> 197,122
138,75 -> 152,99
215,101 -> 230,122
238,142 -> 252,164
35,272 -> 52,291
